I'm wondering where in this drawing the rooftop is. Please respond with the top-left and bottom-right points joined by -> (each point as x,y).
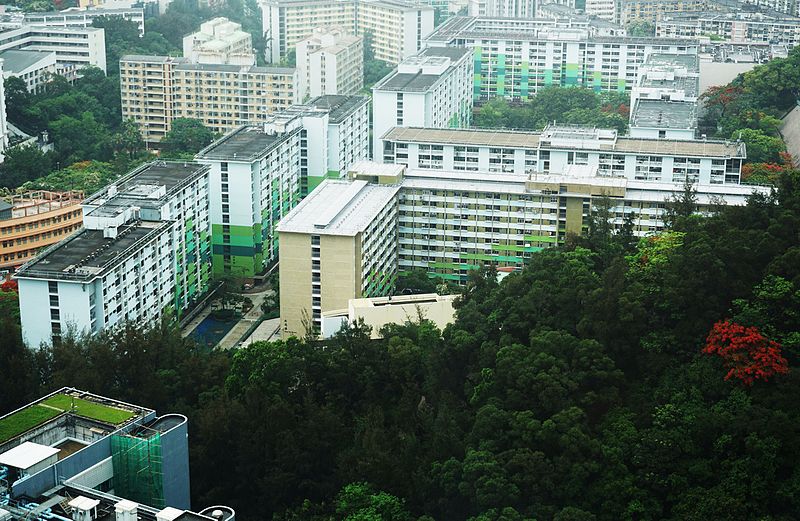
630,99 -> 697,129
84,161 -> 209,208
638,71 -> 700,98
15,221 -> 168,282
196,125 -> 297,161
0,441 -> 59,470
0,389 -> 149,446
278,179 -> 400,236
304,95 -> 368,123
0,49 -> 53,73
383,126 -> 745,157
373,47 -> 470,92
645,52 -> 700,72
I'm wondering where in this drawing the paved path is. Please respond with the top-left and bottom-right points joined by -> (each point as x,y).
218,289 -> 274,350
241,317 -> 281,346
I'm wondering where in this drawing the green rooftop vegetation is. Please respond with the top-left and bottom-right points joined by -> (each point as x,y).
0,404 -> 62,444
0,394 -> 136,444
41,394 -> 136,425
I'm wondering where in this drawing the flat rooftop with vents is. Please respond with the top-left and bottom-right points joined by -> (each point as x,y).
196,125 -> 298,161
373,47 -> 471,93
631,99 -> 697,130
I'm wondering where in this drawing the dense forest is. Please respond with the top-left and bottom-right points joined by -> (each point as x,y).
2,168 -> 799,520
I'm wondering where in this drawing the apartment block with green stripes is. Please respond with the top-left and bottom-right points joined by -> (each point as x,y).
195,95 -> 370,278
425,16 -> 699,101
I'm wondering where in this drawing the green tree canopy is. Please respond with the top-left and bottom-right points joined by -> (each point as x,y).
161,118 -> 216,155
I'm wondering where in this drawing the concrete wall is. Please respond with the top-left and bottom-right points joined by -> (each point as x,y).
279,231 -> 312,338
780,105 -> 800,164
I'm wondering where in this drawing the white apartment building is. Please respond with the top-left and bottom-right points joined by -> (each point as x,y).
380,126 -> 747,185
0,25 -> 106,73
193,95 -> 370,277
16,162 -> 212,348
317,159 -> 768,286
468,0 -> 536,17
425,16 -> 695,101
296,27 -> 363,100
23,7 -> 145,36
621,0 -> 711,25
585,0 -> 618,23
182,17 -> 255,65
535,0 -> 577,16
259,0 -> 434,64
0,50 -> 57,93
739,0 -> 800,17
657,11 -> 800,46
195,126 -> 302,278
372,47 -> 473,157
120,55 -> 299,142
629,52 -> 700,139
278,175 -> 401,336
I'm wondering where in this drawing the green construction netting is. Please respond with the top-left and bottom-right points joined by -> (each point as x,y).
110,433 -> 165,508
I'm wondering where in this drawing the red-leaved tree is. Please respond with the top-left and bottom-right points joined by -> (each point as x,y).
703,321 -> 789,386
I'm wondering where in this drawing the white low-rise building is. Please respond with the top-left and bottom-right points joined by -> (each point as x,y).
322,293 -> 457,338
0,25 -> 106,74
0,49 -> 57,93
23,7 -> 145,36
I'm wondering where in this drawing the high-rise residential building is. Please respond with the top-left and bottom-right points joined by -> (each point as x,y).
195,125 -> 303,278
738,0 -> 800,17
194,95 -> 369,277
296,26 -> 363,100
585,0 -> 618,23
23,6 -> 145,35
468,0 -> 536,17
182,17 -> 255,65
380,126 -> 747,185
0,387 -> 235,519
120,55 -> 299,142
259,0 -> 434,64
657,11 -> 800,46
621,0 -> 711,25
16,161 -> 211,348
0,25 -> 106,74
0,190 -> 84,271
277,173 -> 401,337
535,0 -> 577,15
372,46 -> 473,157
0,49 -> 57,93
282,157 -> 767,289
425,16 -> 697,101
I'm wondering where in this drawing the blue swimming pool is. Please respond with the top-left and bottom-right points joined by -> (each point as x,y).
191,315 -> 237,347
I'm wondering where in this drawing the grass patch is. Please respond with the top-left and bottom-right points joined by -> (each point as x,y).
41,394 -> 135,425
0,405 -> 62,444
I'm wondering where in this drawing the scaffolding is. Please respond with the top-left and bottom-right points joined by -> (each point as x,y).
110,432 -> 165,509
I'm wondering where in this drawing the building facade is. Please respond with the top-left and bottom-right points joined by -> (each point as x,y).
16,162 -> 211,348
657,11 -> 800,46
0,25 -> 106,74
0,49 -> 57,93
0,190 -> 83,271
467,0 -> 536,18
278,175 -> 400,337
372,46 -> 473,157
194,95 -> 370,277
425,16 -> 697,101
259,0 -> 434,64
120,55 -> 299,142
23,6 -> 145,36
585,0 -> 618,23
380,126 -> 747,185
296,26 -> 363,100
182,17 -> 255,65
